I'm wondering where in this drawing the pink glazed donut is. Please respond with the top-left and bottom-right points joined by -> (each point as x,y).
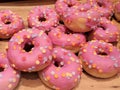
39,47 -> 82,90
55,0 -> 100,32
55,0 -> 80,16
0,52 -> 20,90
79,40 -> 120,78
114,1 -> 120,21
0,10 -> 24,39
28,6 -> 59,31
89,17 -> 119,43
92,0 -> 113,18
48,25 -> 86,53
7,28 -> 53,72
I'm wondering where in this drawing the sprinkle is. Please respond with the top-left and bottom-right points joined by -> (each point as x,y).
72,72 -> 76,75
46,76 -> 50,81
83,49 -> 87,52
31,33 -> 38,38
70,57 -> 75,61
48,55 -> 52,61
98,69 -> 103,73
60,62 -> 64,66
68,53 -> 72,56
8,84 -> 12,88
78,75 -> 81,79
89,60 -> 93,64
76,60 -> 80,63
16,74 -> 20,78
78,67 -> 81,71
54,74 -> 58,79
110,56 -> 116,61
92,64 -> 96,68
74,78 -> 77,82
88,65 -> 92,69
62,73 -> 65,77
114,63 -> 118,68
36,60 -> 40,65
12,64 -> 16,68
51,71 -> 55,75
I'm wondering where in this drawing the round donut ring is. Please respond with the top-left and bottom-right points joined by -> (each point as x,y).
39,47 -> 82,90
79,40 -> 120,78
7,28 -> 53,72
48,25 -> 86,53
89,17 -> 120,43
28,6 -> 59,31
0,10 -> 24,39
0,52 -> 20,90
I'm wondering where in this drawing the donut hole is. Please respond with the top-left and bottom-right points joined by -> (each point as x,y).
59,20 -> 64,25
39,17 -> 46,22
98,25 -> 106,30
54,61 -> 64,67
97,51 -> 108,56
0,67 -> 4,72
2,18 -> 11,25
68,4 -> 73,8
23,41 -> 34,52
97,2 -> 103,7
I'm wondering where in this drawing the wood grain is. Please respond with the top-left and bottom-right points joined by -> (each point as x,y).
0,0 -> 120,90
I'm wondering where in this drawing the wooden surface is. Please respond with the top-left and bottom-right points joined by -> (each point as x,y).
0,0 -> 120,90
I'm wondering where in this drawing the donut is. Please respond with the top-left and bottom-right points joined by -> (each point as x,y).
28,6 -> 59,31
0,52 -> 20,90
92,0 -> 113,18
0,10 -> 24,39
55,0 -> 100,32
114,1 -> 120,21
48,25 -> 86,53
89,17 -> 119,43
78,40 -> 120,78
38,47 -> 82,90
55,0 -> 80,16
7,28 -> 53,72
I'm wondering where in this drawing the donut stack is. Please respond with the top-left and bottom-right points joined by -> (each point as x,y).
0,0 -> 120,90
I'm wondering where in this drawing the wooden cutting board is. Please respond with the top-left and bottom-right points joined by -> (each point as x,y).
0,0 -> 120,90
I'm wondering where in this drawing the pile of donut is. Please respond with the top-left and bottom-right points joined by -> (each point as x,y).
0,0 -> 120,90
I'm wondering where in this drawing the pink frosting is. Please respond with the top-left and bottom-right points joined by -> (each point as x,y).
55,0 -> 80,16
0,52 -> 20,90
92,0 -> 113,18
90,17 -> 119,42
48,25 -> 86,48
28,6 -> 59,31
0,10 -> 24,39
39,47 -> 82,90
115,2 -> 120,13
79,40 -> 120,73
7,28 -> 53,72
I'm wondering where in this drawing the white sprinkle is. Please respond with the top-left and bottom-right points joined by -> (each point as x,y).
68,53 -> 72,56
88,65 -> 92,69
114,63 -> 119,68
51,71 -> 55,75
16,74 -> 20,78
60,62 -> 64,66
72,72 -> 76,75
49,56 -> 52,61
78,75 -> 81,79
0,74 -> 3,78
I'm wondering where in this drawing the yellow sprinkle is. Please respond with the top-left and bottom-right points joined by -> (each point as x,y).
83,49 -> 87,52
93,51 -> 97,55
13,78 -> 16,82
92,64 -> 96,68
98,69 -> 103,73
62,73 -> 65,77
13,46 -> 16,50
54,74 -> 58,79
42,49 -> 46,54
70,57 -> 75,61
66,73 -> 72,77
12,64 -> 16,68
53,54 -> 56,59
16,36 -> 20,39
78,67 -> 81,71
46,76 -> 50,81
48,46 -> 52,50
39,31 -> 44,36
8,84 -> 12,88
36,60 -> 40,65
